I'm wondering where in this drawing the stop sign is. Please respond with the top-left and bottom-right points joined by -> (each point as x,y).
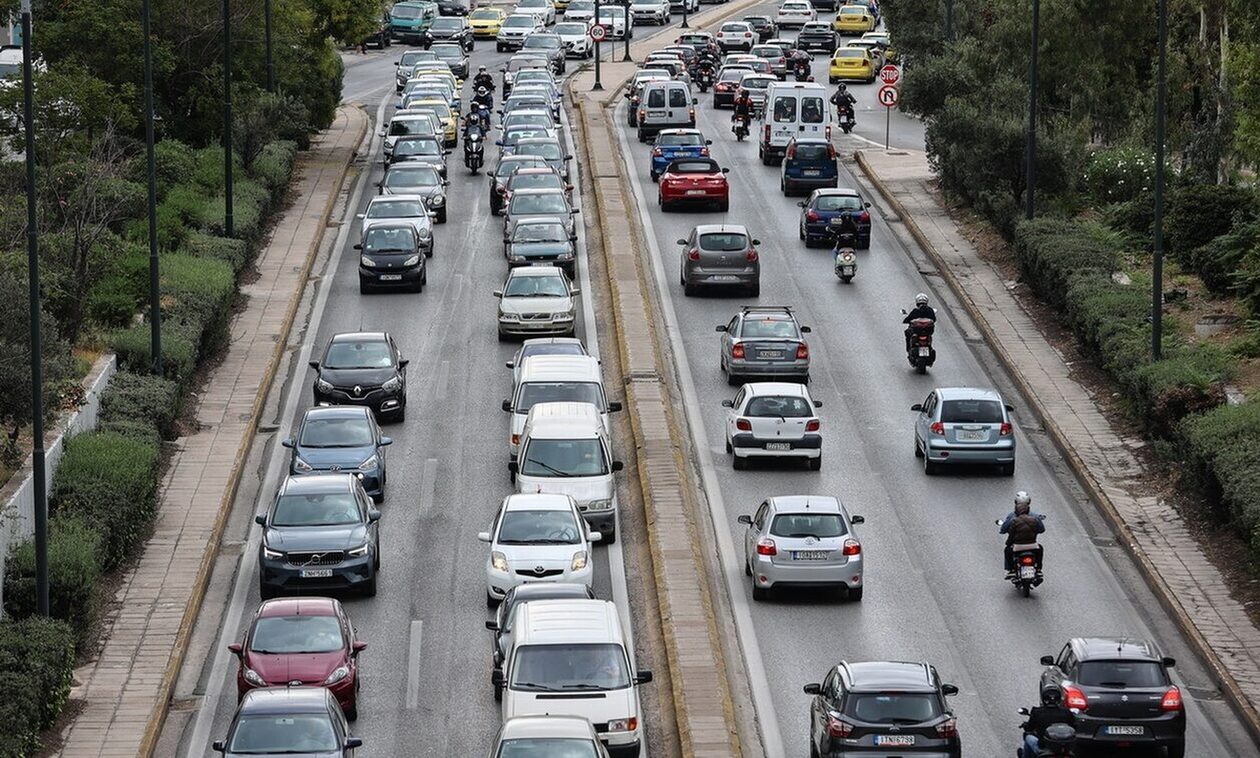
879,65 -> 901,86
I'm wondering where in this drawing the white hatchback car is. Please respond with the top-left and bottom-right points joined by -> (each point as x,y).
722,382 -> 823,470
479,493 -> 598,604
775,0 -> 817,27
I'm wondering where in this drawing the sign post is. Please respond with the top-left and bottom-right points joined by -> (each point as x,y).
590,21 -> 606,90
877,83 -> 899,151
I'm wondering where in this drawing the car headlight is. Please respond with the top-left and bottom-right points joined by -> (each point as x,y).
430,194 -> 445,206
324,665 -> 351,685
607,717 -> 638,732
402,254 -> 421,267
587,498 -> 613,512
316,377 -> 334,393
570,550 -> 588,571
382,375 -> 403,392
557,251 -> 575,260
358,456 -> 378,472
292,457 -> 313,473
243,668 -> 267,687
417,226 -> 432,240
491,551 -> 509,572
555,310 -> 574,321
360,255 -> 374,267
500,312 -> 520,321
262,545 -> 284,560
347,541 -> 371,557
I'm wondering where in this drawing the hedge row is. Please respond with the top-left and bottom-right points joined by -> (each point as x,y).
1181,402 -> 1260,561
0,617 -> 76,757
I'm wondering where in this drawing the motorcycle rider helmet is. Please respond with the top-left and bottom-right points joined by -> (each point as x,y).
914,293 -> 929,306
837,83 -> 848,93
1040,685 -> 1062,706
479,65 -> 487,72
476,86 -> 488,96
1014,491 -> 1032,515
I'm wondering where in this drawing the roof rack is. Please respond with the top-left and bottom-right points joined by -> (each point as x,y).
740,304 -> 794,314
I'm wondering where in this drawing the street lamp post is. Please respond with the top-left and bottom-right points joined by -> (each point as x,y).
593,0 -> 602,90
622,2 -> 632,61
142,0 -> 161,375
264,0 -> 275,92
1024,0 -> 1039,220
19,0 -> 48,617
1152,0 -> 1168,359
223,0 -> 234,238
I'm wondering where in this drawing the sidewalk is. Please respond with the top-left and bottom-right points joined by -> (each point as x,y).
855,147 -> 1260,743
54,106 -> 368,758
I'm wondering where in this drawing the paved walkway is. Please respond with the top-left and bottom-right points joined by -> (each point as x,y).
55,106 -> 368,758
855,147 -> 1260,743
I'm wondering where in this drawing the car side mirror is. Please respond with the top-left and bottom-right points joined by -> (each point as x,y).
565,154 -> 574,161
378,129 -> 387,137
485,620 -> 499,631
254,514 -> 267,526
813,400 -> 822,408
228,642 -> 243,656
368,509 -> 382,522
571,208 -> 580,215
800,325 -> 811,333
506,361 -> 515,369
797,201 -> 806,207
379,436 -> 393,446
352,640 -> 367,654
477,531 -> 492,542
692,98 -> 699,104
1039,655 -> 1055,666
502,399 -> 512,412
344,738 -> 363,749
850,514 -> 865,524
864,201 -> 871,208
634,669 -> 653,684
356,213 -> 365,219
676,238 -> 688,245
721,399 -> 733,407
910,403 -> 923,412
611,461 -> 624,472
608,401 -> 623,412
623,92 -> 631,99
508,461 -> 519,474
281,438 -> 295,448
1005,404 -> 1014,412
721,167 -> 730,173
1018,706 -> 1031,716
715,325 -> 727,332
705,139 -> 712,145
1163,657 -> 1177,668
569,234 -> 578,241
309,360 -> 321,370
491,669 -> 506,686
493,289 -> 504,297
941,684 -> 959,696
736,514 -> 752,525
802,683 -> 821,695
399,359 -> 410,368
752,239 -> 762,246
588,530 -> 603,542
495,140 -> 504,146
212,741 -> 226,753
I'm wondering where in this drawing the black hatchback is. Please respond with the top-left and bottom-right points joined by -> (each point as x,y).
311,332 -> 408,422
804,661 -> 961,757
1040,638 -> 1186,757
355,223 -> 427,294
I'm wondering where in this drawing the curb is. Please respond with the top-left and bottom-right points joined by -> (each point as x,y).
137,106 -> 371,758
854,149 -> 1260,748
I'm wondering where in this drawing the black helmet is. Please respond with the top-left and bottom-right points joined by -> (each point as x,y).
837,83 -> 848,92
1040,685 -> 1062,706
1042,723 -> 1076,750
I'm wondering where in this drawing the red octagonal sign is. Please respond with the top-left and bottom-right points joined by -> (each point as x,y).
879,65 -> 901,86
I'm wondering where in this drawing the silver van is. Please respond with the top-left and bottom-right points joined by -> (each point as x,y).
504,354 -> 621,458
635,81 -> 696,142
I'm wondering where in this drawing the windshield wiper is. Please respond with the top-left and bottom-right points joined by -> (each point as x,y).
512,681 -> 559,691
558,682 -> 610,690
523,458 -> 575,477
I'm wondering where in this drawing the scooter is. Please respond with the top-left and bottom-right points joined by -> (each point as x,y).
834,248 -> 857,283
732,113 -> 750,142
794,62 -> 811,82
837,104 -> 856,134
997,518 -> 1045,598
901,310 -> 937,374
697,67 -> 714,93
464,131 -> 484,173
1015,712 -> 1076,757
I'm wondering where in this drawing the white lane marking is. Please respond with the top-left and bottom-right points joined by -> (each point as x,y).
420,458 -> 438,512
611,100 -> 787,758
182,93 -> 393,758
435,360 -> 451,398
406,620 -> 425,710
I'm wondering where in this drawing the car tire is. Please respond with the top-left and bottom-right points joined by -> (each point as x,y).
438,208 -> 447,223
359,280 -> 371,295
1165,742 -> 1185,758
1002,461 -> 1015,476
810,742 -> 821,758
395,405 -> 406,423
744,556 -> 752,576
650,172 -> 658,183
924,457 -> 938,476
848,586 -> 863,602
751,584 -> 769,601
345,704 -> 359,721
732,453 -> 747,470
809,454 -> 821,471
486,591 -> 498,608
684,280 -> 697,296
725,437 -> 733,454
603,525 -> 617,544
914,437 -> 923,457
361,574 -> 378,598
497,330 -> 511,342
748,282 -> 760,297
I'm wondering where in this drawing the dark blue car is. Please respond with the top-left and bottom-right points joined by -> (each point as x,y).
797,187 -> 873,249
780,137 -> 838,195
283,406 -> 392,502
650,128 -> 712,181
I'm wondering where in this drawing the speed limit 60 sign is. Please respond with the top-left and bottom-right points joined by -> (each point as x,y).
589,24 -> 608,41
877,85 -> 899,108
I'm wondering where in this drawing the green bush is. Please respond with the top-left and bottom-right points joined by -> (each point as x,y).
199,178 -> 270,241
1101,194 -> 1154,242
161,253 -> 236,356
1081,147 -> 1159,206
51,431 -> 159,572
1128,345 -> 1232,437
2,518 -> 102,650
85,271 -> 143,328
100,370 -> 181,440
191,145 -> 244,193
1013,218 -> 1120,310
1182,401 -> 1260,556
153,140 -> 198,200
251,140 -> 298,198
182,231 -> 250,274
97,417 -> 162,446
1166,183 -> 1258,265
0,616 -> 76,756
1188,220 -> 1260,295
111,321 -> 197,385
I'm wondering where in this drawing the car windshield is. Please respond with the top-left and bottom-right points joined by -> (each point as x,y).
299,417 -> 374,448
393,4 -> 423,17
510,173 -> 563,191
568,0 -> 594,9
272,493 -> 361,527
524,36 -> 561,49
400,51 -> 438,65
770,513 -> 846,538
385,165 -> 441,188
416,102 -> 452,118
504,274 -> 568,297
324,340 -> 394,369
814,194 -> 862,211
1077,660 -> 1170,688
746,395 -> 813,418
432,46 -> 463,60
670,161 -> 717,174
432,19 -> 461,31
720,23 -> 747,32
743,77 -> 774,89
658,134 -> 703,146
362,227 -> 414,253
719,69 -> 750,83
698,233 -> 747,251
521,438 -> 608,477
514,222 -> 568,242
511,193 -> 569,213
510,643 -> 629,690
517,381 -> 603,412
555,23 -> 586,34
505,16 -> 534,26
839,5 -> 867,13
389,119 -> 434,136
598,8 -> 625,19
497,157 -> 545,176
471,9 -> 501,18
367,199 -> 426,218
496,738 -> 600,758
516,70 -> 554,83
843,693 -> 942,724
940,399 -> 1004,424
250,615 -> 344,654
228,715 -> 339,754
741,318 -> 798,339
498,509 -> 581,544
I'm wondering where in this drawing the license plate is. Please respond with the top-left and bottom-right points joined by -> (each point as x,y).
686,189 -> 707,195
760,351 -> 783,359
956,429 -> 987,441
649,111 -> 666,117
711,275 -> 739,281
766,442 -> 790,451
874,735 -> 915,747
1019,565 -> 1036,579
793,550 -> 828,560
840,265 -> 854,275
918,346 -> 931,357
1104,725 -> 1145,736
830,218 -> 844,225
379,274 -> 403,281
300,569 -> 333,579
803,169 -> 820,176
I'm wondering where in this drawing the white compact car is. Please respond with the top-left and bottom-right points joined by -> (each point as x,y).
479,493 -> 598,604
775,0 -> 817,27
723,382 -> 824,470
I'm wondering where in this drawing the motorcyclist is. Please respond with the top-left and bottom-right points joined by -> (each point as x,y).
1000,491 -> 1046,576
902,293 -> 936,351
732,91 -> 753,128
1019,686 -> 1076,757
473,65 -> 495,93
829,209 -> 859,246
793,56 -> 810,80
463,112 -> 485,141
831,83 -> 856,121
473,86 -> 494,112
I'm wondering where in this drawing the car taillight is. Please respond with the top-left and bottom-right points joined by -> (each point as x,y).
796,343 -> 808,359
806,210 -> 820,222
744,32 -> 752,37
689,108 -> 696,119
746,249 -> 759,262
857,210 -> 870,222
732,343 -> 745,359
842,538 -> 860,555
1063,685 -> 1088,711
935,717 -> 958,739
785,143 -> 796,159
687,248 -> 700,260
999,422 -> 1012,436
825,124 -> 832,139
1161,686 -> 1183,711
930,421 -> 945,436
763,124 -> 771,142
777,57 -> 785,63
756,537 -> 777,555
652,147 -> 662,156
736,418 -> 752,431
806,419 -> 820,432
826,714 -> 853,737
510,433 -> 520,445
638,108 -> 646,119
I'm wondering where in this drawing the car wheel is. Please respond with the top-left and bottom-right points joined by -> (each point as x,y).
725,437 -> 733,454
438,209 -> 447,223
718,199 -> 729,211
748,282 -> 760,297
914,437 -> 923,457
485,591 -> 498,608
650,172 -> 658,183
359,280 -> 371,295
497,330 -> 511,342
345,704 -> 359,721
684,280 -> 697,296
924,456 -> 938,476
1165,742 -> 1185,758
744,556 -> 752,576
751,584 -> 769,601
809,454 -> 821,471
1002,461 -> 1015,476
361,574 -> 378,598
493,682 -> 503,702
848,586 -> 863,602
810,742 -> 821,758
395,404 -> 406,423
732,453 -> 747,470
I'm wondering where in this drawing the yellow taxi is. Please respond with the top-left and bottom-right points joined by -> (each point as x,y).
469,7 -> 507,38
407,99 -> 458,146
828,48 -> 876,83
553,0 -> 570,11
406,76 -> 461,114
862,31 -> 898,64
833,5 -> 875,34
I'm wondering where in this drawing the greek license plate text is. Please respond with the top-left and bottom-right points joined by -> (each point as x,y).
1105,726 -> 1145,736
793,550 -> 828,560
379,274 -> 403,281
765,442 -> 791,451
300,569 -> 333,579
874,736 -> 915,747
957,429 -> 986,441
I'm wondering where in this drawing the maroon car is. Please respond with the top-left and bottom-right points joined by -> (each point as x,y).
228,597 -> 365,720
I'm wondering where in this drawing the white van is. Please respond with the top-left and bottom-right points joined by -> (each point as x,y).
496,599 -> 652,757
635,80 -> 696,142
504,355 -> 620,458
758,81 -> 830,165
511,402 -> 622,542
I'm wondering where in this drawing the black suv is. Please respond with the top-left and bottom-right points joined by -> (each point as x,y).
310,332 -> 409,421
803,661 -> 961,757
742,15 -> 777,42
1039,638 -> 1186,758
423,16 -> 474,51
797,22 -> 837,54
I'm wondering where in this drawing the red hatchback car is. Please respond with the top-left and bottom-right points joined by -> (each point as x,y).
229,597 -> 365,720
658,158 -> 731,212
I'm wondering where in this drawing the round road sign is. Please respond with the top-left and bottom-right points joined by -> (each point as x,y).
590,24 -> 608,42
877,85 -> 899,108
879,65 -> 901,86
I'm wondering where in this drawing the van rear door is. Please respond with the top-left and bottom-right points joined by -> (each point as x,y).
666,84 -> 692,125
798,91 -> 826,138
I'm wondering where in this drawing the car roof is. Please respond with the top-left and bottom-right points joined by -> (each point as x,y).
933,387 -> 1004,403
278,473 -> 357,496
302,405 -> 373,423
330,331 -> 389,344
842,661 -> 938,692
516,599 -> 620,643
499,715 -> 597,741
768,495 -> 843,514
1071,637 -> 1164,662
743,382 -> 810,397
238,686 -> 333,714
506,581 -> 594,603
694,223 -> 748,235
257,597 -> 340,618
525,402 -> 603,437
519,354 -> 602,382
509,264 -> 567,277
503,493 -> 575,512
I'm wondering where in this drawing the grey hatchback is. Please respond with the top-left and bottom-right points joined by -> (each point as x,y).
717,305 -> 812,384
679,224 -> 761,297
911,387 -> 1016,475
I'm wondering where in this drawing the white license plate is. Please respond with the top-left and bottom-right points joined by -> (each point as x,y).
917,346 -> 931,357
649,111 -> 666,117
760,351 -> 784,359
300,569 -> 333,579
840,265 -> 854,275
874,735 -> 915,747
765,442 -> 791,451
956,429 -> 987,441
711,275 -> 739,281
803,169 -> 820,176
378,274 -> 403,281
1019,565 -> 1036,579
1105,725 -> 1145,736
830,218 -> 844,225
793,550 -> 828,560
686,189 -> 707,195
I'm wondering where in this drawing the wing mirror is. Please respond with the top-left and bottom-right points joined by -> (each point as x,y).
677,238 -> 688,245
379,436 -> 393,446
485,620 -> 500,631
477,531 -> 492,542
797,201 -> 806,207
254,514 -> 267,526
634,670 -> 653,684
227,642 -> 243,656
721,167 -> 730,173
800,325 -> 811,333
367,508 -> 382,522
608,401 -> 623,412
345,738 -> 364,749
281,438 -> 295,449
502,399 -> 512,412
508,461 -> 519,474
850,514 -> 865,524
715,324 -> 728,332
910,403 -> 923,411
1163,657 -> 1177,668
813,400 -> 823,408
736,514 -> 752,524
802,683 -> 822,695
212,741 -> 226,753
721,399 -> 734,407
493,289 -> 504,297
752,239 -> 762,245
611,461 -> 624,472
399,358 -> 410,368
505,361 -> 516,369
1005,404 -> 1015,412
353,243 -> 363,250
1039,655 -> 1055,666
941,684 -> 959,696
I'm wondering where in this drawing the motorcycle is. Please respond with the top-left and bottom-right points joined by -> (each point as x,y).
834,248 -> 857,283
698,68 -> 714,93
997,518 -> 1045,598
732,113 -> 750,142
837,104 -> 856,134
1016,711 -> 1075,757
464,131 -> 484,173
794,60 -> 811,82
901,310 -> 936,373
474,105 -> 491,132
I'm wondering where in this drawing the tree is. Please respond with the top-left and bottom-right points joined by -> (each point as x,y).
0,271 -> 74,465
0,68 -> 136,164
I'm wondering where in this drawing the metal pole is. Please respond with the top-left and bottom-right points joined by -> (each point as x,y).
622,2 -> 631,61
19,0 -> 48,617
1024,0 -> 1039,220
593,0 -> 602,90
885,103 -> 890,150
223,0 -> 234,237
1152,0 -> 1167,359
681,0 -> 689,28
264,0 -> 275,92
143,0 -> 162,375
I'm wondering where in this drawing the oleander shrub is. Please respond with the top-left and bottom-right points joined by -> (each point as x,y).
51,431 -> 159,572
0,616 -> 76,756
99,371 -> 181,440
3,517 -> 102,650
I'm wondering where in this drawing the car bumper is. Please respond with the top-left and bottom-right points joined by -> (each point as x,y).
725,358 -> 809,379
830,67 -> 873,81
237,673 -> 358,712
663,189 -> 729,205
471,26 -> 500,38
730,433 -> 822,457
717,39 -> 753,51
798,38 -> 834,51
784,173 -> 839,190
603,737 -> 641,757
313,387 -> 405,418
507,258 -> 576,275
564,42 -> 589,57
1074,716 -> 1185,748
804,221 -> 869,242
712,90 -> 737,107
260,555 -> 374,593
751,554 -> 861,588
486,563 -> 594,600
498,317 -> 576,336
923,440 -> 1016,465
359,263 -> 424,289
685,268 -> 756,287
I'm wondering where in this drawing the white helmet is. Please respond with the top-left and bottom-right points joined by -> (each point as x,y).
915,293 -> 929,306
1014,491 -> 1031,513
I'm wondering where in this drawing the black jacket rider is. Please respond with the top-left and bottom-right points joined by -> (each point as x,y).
1022,704 -> 1076,741
902,305 -> 936,324
473,73 -> 495,92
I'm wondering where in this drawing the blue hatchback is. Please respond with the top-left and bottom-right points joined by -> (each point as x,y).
283,406 -> 392,502
780,137 -> 839,195
797,187 -> 872,249
650,129 -> 712,181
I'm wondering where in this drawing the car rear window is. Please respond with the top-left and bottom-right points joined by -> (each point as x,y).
517,381 -> 604,411
510,192 -> 568,213
741,318 -> 797,339
511,173 -> 562,191
770,513 -> 846,538
746,395 -> 813,418
840,6 -> 868,14
668,88 -> 689,107
843,693 -> 942,724
801,96 -> 824,123
658,133 -> 703,146
940,399 -> 1004,423
698,233 -> 747,251
720,23 -> 747,32
793,144 -> 831,161
670,160 -> 717,173
814,194 -> 862,211
834,49 -> 867,58
772,96 -> 797,122
646,88 -> 666,107
1077,660 -> 1170,688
